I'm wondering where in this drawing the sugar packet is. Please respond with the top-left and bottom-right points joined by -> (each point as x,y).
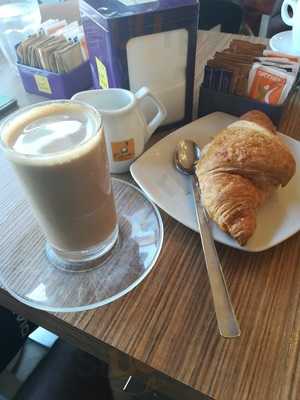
255,57 -> 299,74
40,19 -> 67,36
54,42 -> 83,73
262,50 -> 300,63
38,36 -> 68,71
248,63 -> 296,105
54,23 -> 88,61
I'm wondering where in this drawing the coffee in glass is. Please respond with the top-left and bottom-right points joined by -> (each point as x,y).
0,100 -> 118,268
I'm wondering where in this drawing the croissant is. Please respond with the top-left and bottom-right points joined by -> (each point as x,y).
195,111 -> 296,245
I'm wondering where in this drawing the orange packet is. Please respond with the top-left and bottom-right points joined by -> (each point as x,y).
248,63 -> 295,105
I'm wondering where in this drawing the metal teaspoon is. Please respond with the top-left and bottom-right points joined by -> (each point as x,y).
174,139 -> 240,338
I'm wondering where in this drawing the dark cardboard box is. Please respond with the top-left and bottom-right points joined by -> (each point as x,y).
198,86 -> 286,125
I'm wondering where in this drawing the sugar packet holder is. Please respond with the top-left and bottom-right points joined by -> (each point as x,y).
198,66 -> 300,123
17,61 -> 92,99
197,83 -> 297,125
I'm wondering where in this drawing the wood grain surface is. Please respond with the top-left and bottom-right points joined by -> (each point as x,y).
280,89 -> 300,140
1,31 -> 300,400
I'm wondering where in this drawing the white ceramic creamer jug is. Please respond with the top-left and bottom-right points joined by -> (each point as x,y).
72,87 -> 167,173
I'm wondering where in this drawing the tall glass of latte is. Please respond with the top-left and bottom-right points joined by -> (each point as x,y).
0,100 -> 118,269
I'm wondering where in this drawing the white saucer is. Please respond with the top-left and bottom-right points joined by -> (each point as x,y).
270,30 -> 300,56
131,113 -> 300,252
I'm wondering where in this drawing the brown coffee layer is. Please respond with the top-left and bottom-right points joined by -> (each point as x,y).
12,129 -> 117,251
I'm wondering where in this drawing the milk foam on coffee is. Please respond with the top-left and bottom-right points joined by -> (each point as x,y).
3,102 -> 97,161
13,111 -> 93,156
1,102 -> 118,254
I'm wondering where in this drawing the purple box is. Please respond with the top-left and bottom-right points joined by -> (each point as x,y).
17,61 -> 93,99
80,0 -> 199,130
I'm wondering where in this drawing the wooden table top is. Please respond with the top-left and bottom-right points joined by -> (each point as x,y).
1,31 -> 300,400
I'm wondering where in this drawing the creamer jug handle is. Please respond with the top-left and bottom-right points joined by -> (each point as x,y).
135,87 -> 167,142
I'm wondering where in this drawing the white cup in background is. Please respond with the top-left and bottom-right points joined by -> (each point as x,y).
281,0 -> 300,52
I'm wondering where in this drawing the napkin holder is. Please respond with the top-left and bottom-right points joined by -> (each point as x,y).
80,0 -> 199,131
17,61 -> 93,99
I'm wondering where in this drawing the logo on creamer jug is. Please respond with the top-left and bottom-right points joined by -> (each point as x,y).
111,139 -> 135,162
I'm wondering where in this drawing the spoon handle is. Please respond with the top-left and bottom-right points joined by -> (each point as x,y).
192,176 -> 241,338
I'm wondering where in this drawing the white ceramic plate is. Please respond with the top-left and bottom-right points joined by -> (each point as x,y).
270,30 -> 300,56
130,112 -> 300,252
